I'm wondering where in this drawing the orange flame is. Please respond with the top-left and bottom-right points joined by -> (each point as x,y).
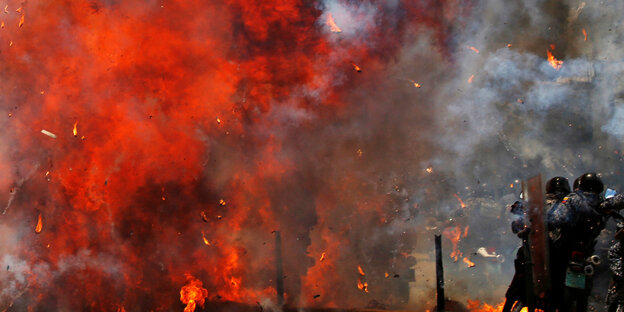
219,199 -> 226,206
73,121 -> 78,137
352,63 -> 361,72
453,193 -> 466,208
180,274 -> 208,312
357,265 -> 365,276
547,46 -> 563,70
18,14 -> 24,28
443,226 -> 462,261
466,299 -> 505,312
35,213 -> 42,233
319,252 -> 326,262
463,257 -> 475,267
326,13 -> 342,33
357,278 -> 368,293
467,74 -> 474,83
582,28 -> 588,41
463,225 -> 469,237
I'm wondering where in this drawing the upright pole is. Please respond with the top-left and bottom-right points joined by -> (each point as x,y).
435,235 -> 445,312
275,231 -> 284,307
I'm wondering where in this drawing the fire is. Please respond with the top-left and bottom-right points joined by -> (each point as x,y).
467,74 -> 474,83
466,299 -> 505,312
35,213 -> 42,233
219,199 -> 226,206
357,265 -> 365,276
443,226 -> 463,261
357,278 -> 368,293
467,46 -> 480,54
582,28 -> 588,41
1,21 -> 4,28
180,274 -> 208,312
352,63 -> 362,72
72,121 -> 78,137
426,166 -> 433,173
319,252 -> 326,262
18,14 -> 23,28
326,13 -> 342,33
453,193 -> 466,208
463,225 -> 469,237
216,117 -> 221,124
411,80 -> 422,88
463,257 -> 475,267
547,45 -> 563,70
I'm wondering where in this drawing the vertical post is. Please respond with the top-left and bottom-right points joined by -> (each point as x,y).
275,231 -> 284,307
527,174 -> 549,304
435,235 -> 445,312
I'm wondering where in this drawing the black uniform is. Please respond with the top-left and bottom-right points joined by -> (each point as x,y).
607,237 -> 624,312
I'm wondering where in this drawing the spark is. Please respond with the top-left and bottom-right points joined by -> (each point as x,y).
41,129 -> 57,139
216,117 -> 221,124
426,167 -> 433,174
73,121 -> 78,137
582,28 -> 588,41
351,63 -> 361,72
18,14 -> 23,28
467,74 -> 475,83
319,252 -> 326,262
453,193 -> 466,209
219,199 -> 226,206
357,278 -> 368,293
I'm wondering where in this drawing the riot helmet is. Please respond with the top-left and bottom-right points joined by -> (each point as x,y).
545,176 -> 571,195
575,172 -> 604,194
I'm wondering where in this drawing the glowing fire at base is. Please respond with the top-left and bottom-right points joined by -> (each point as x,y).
180,274 -> 208,312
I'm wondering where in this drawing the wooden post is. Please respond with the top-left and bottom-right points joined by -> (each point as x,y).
527,174 -> 549,304
275,231 -> 284,307
435,235 -> 445,312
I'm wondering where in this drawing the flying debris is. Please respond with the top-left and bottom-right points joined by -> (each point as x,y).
18,14 -> 23,28
319,252 -> 326,262
201,232 -> 211,246
219,199 -> 226,206
426,167 -> 433,173
582,28 -> 588,41
40,129 -> 57,139
326,13 -> 342,33
351,63 -> 362,72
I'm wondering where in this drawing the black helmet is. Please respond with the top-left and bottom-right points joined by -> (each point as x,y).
575,172 -> 604,193
545,176 -> 571,195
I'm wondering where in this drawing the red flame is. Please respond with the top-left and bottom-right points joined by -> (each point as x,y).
547,45 -> 563,70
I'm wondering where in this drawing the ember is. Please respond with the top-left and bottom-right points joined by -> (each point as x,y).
547,45 -> 563,70
34,213 -> 42,233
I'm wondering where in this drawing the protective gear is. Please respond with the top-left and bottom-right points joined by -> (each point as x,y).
546,176 -> 571,197
608,229 -> 624,312
576,172 -> 604,194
